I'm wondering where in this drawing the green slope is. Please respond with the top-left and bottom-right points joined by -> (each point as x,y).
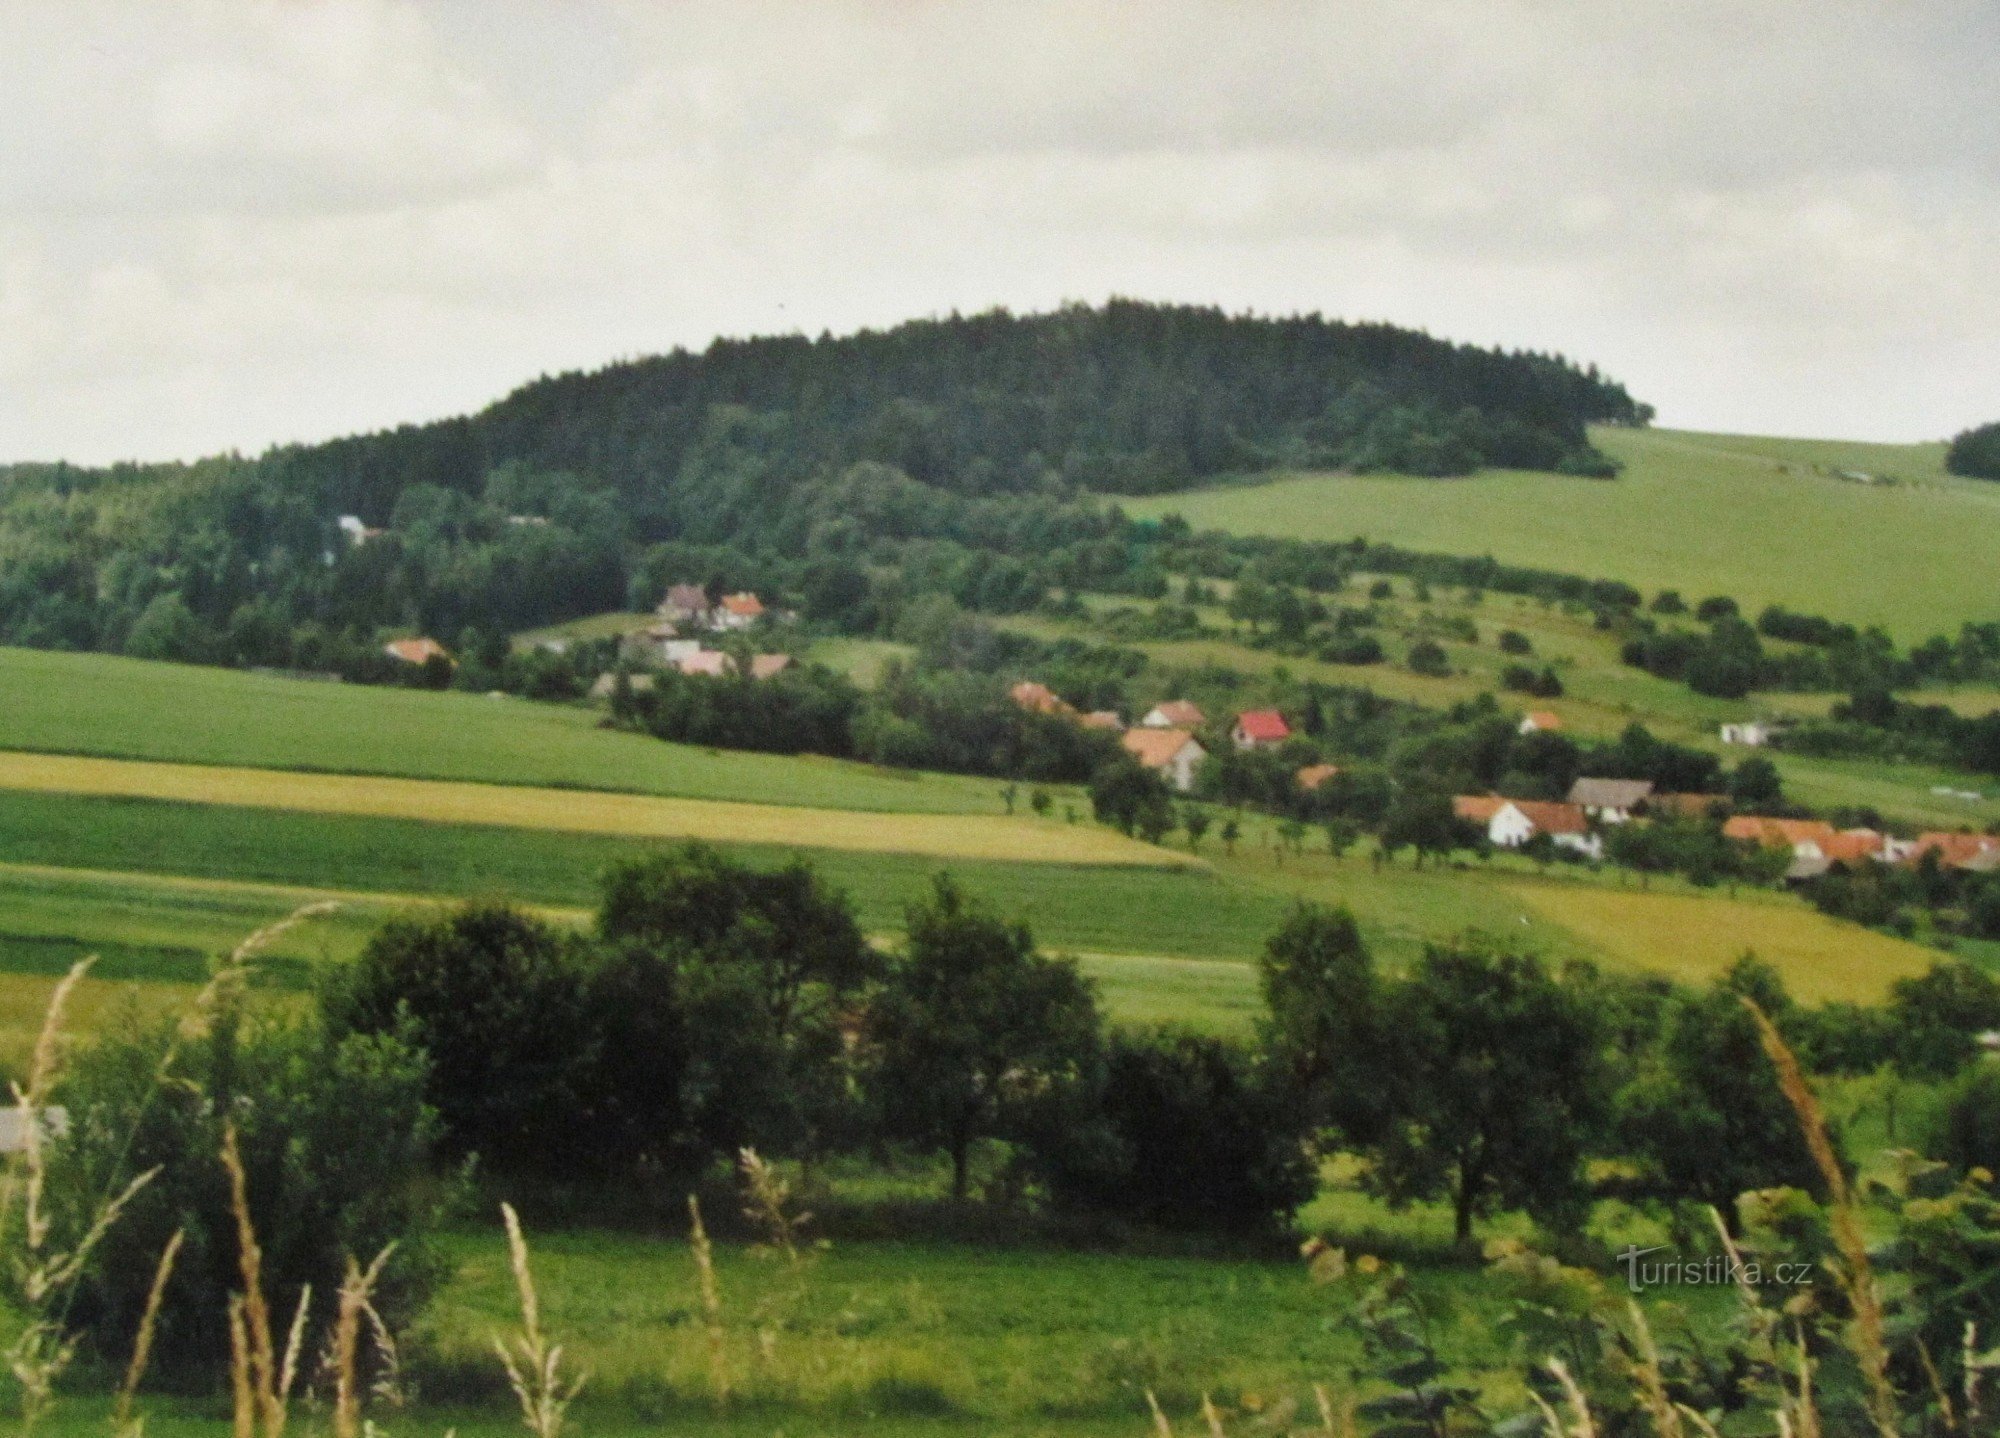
0,647 -> 1002,815
1126,427 -> 2000,640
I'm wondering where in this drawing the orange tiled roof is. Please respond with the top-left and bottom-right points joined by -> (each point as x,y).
1123,728 -> 1199,769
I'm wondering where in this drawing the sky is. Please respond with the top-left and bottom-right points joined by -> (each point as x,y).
1,0 -> 1994,465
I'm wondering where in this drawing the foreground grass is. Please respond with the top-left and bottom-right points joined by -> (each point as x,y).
0,749 -> 1178,868
0,646 -> 1007,815
1126,426 -> 2000,640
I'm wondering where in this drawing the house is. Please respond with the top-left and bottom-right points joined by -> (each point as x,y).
1566,777 -> 1654,823
0,1106 -> 66,1154
657,584 -> 711,624
383,637 -> 451,667
336,515 -> 383,547
1080,710 -> 1125,732
1721,816 -> 1879,879
1122,728 -> 1207,792
1720,721 -> 1782,747
677,650 -> 735,678
1296,763 -> 1340,792
588,671 -> 657,701
749,653 -> 794,680
1009,681 -> 1074,716
1906,832 -> 2000,872
711,592 -> 766,632
1142,700 -> 1206,729
1454,796 -> 1601,860
1232,709 -> 1291,750
1518,711 -> 1562,736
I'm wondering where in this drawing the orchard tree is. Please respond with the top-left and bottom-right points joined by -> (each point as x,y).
868,876 -> 1103,1199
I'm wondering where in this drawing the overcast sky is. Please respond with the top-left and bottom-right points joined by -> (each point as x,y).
2,1 -> 1994,465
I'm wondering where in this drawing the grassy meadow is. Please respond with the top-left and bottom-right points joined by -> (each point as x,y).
1125,426 -> 2000,640
0,646 -> 1008,815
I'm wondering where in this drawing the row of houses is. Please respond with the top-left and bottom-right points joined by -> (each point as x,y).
657,585 -> 771,633
1723,817 -> 2000,879
1011,685 -> 1314,793
589,644 -> 794,698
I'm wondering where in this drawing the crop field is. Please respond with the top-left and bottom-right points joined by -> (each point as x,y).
1125,426 -> 2000,640
1503,878 -> 1935,1002
0,647 -> 1007,815
0,749 -> 1168,867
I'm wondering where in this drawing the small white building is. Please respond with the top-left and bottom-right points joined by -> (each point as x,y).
1456,797 -> 1603,861
1721,721 -> 1775,747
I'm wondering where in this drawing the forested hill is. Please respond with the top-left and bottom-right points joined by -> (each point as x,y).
0,301 -> 1646,664
276,299 -> 1648,518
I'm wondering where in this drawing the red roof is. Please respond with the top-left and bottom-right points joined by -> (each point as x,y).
749,654 -> 793,680
1725,816 -> 1838,850
1080,710 -> 1124,731
1522,711 -> 1562,731
1909,832 -> 2000,870
1234,710 -> 1291,742
720,592 -> 764,618
1454,795 -> 1507,823
1122,728 -> 1201,769
1009,680 -> 1072,715
1296,763 -> 1340,791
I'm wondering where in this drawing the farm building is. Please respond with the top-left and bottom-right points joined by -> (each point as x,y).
1122,728 -> 1207,792
1454,796 -> 1601,860
1080,710 -> 1125,732
1231,709 -> 1291,750
1142,699 -> 1205,729
1010,681 -> 1074,716
1720,721 -> 1786,747
1518,711 -> 1562,735
1724,816 -> 1887,879
383,637 -> 452,666
1566,777 -> 1653,823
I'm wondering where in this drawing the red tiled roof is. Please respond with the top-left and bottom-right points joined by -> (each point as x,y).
1909,832 -> 2000,870
720,592 -> 764,617
1080,710 -> 1124,731
1234,709 -> 1291,742
1123,728 -> 1200,769
1725,816 -> 1838,850
1009,680 -> 1072,715
1454,795 -> 1507,823
1523,711 -> 1562,730
1296,763 -> 1340,791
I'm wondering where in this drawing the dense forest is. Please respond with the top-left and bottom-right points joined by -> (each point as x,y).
0,301 -> 1646,666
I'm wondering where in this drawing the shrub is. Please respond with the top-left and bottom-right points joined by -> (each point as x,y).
1946,419 -> 2000,481
39,1009 -> 446,1373
1925,1061 -> 2000,1174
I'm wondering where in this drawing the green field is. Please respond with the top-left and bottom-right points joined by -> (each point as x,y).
0,647 -> 1006,815
1126,427 -> 2000,640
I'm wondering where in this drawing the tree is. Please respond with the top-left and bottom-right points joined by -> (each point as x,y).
1407,639 -> 1452,677
1042,1031 -> 1315,1232
1220,816 -> 1241,855
1259,905 -> 1395,1146
1925,1062 -> 2000,1175
1089,755 -> 1172,837
1182,805 -> 1212,851
1730,755 -> 1784,807
1380,790 -> 1474,868
1617,958 -> 1826,1224
323,904 -> 605,1181
1946,420 -> 2000,481
598,844 -> 878,1158
867,877 -> 1103,1199
1324,817 -> 1361,861
1373,942 -> 1609,1244
1884,962 -> 2000,1080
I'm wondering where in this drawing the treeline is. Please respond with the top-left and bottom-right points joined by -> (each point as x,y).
1946,418 -> 2000,480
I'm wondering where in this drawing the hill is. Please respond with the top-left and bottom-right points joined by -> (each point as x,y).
1124,426 -> 2000,640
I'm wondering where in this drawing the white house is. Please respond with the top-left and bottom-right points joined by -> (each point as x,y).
1455,796 -> 1602,861
1121,728 -> 1208,793
1720,721 -> 1782,747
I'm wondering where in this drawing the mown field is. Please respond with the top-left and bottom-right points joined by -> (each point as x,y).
0,647 -> 1006,815
1124,426 -> 2000,640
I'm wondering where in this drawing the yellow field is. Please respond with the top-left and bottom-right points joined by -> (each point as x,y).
1504,880 -> 1934,1002
0,750 -> 1189,869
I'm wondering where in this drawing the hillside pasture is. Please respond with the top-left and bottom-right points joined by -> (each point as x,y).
1125,426 -> 2000,640
0,647 -> 1005,815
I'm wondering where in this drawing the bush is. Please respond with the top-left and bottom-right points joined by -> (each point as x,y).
40,1010 -> 446,1373
1044,1030 -> 1315,1233
1406,639 -> 1451,677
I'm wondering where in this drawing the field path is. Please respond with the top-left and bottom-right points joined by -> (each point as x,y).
0,750 -> 1190,868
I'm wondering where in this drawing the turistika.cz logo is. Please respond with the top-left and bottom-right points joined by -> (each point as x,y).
1618,1244 -> 1815,1294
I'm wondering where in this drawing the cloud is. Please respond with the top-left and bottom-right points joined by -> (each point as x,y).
0,0 -> 1992,462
